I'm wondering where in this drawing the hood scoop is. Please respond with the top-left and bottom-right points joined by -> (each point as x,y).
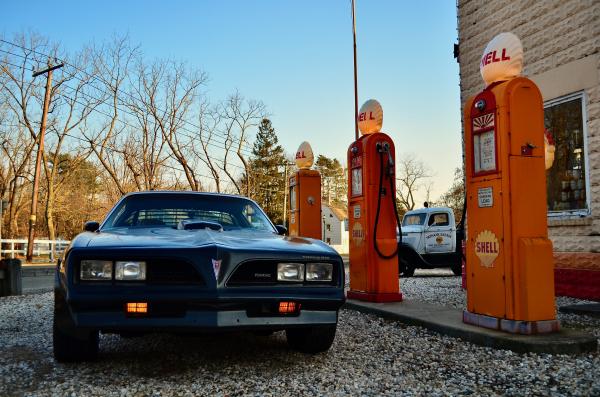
177,220 -> 223,231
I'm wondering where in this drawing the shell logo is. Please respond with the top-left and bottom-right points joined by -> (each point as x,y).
295,141 -> 314,169
480,32 -> 523,86
474,230 -> 500,268
352,222 -> 364,246
357,99 -> 383,135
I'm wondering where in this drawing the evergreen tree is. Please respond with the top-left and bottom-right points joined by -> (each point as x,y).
245,118 -> 287,223
315,155 -> 347,207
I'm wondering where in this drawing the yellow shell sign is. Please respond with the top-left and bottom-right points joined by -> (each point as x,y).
474,230 -> 500,268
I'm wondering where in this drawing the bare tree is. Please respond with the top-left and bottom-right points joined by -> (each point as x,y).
193,99 -> 223,192
83,35 -> 138,195
42,47 -> 102,242
396,153 -> 431,211
132,59 -> 207,191
219,92 -> 266,196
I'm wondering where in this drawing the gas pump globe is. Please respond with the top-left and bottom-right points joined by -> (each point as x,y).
288,141 -> 322,239
463,33 -> 559,334
347,99 -> 402,302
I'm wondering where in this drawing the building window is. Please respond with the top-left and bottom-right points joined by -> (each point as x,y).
326,238 -> 331,244
326,224 -> 331,231
544,92 -> 589,216
344,219 -> 349,231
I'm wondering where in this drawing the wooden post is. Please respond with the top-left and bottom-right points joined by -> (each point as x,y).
26,62 -> 64,263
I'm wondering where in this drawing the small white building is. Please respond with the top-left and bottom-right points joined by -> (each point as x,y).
321,204 -> 349,254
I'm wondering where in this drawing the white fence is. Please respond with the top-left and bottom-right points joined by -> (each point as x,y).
0,239 -> 70,262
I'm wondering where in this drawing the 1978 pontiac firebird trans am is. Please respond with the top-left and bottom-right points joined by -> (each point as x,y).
54,191 -> 345,362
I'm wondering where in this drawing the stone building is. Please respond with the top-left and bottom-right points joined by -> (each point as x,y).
457,0 -> 599,299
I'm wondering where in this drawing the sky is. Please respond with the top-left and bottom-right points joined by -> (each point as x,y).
2,0 -> 463,203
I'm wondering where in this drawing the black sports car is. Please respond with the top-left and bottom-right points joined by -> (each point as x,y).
54,191 -> 345,362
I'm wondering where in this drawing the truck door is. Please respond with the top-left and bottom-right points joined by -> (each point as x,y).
424,212 -> 453,253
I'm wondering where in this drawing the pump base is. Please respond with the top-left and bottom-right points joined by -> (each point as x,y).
347,290 -> 402,303
463,310 -> 560,335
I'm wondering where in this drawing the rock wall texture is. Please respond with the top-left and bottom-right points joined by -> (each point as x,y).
458,0 -> 600,254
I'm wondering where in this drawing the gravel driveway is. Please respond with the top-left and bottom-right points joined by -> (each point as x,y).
1,273 -> 599,396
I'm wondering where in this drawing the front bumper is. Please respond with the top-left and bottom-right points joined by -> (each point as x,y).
59,287 -> 344,332
74,308 -> 338,332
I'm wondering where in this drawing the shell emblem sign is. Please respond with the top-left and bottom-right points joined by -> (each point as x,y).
352,222 -> 364,246
474,230 -> 500,268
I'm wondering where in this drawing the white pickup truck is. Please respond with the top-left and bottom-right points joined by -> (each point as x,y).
398,206 -> 464,277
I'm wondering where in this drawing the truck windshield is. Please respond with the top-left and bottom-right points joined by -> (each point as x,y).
402,213 -> 427,226
102,194 -> 276,233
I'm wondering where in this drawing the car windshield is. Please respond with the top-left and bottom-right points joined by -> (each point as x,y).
102,194 -> 276,233
402,213 -> 427,226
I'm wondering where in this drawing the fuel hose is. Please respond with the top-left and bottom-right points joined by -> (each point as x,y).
373,143 -> 403,259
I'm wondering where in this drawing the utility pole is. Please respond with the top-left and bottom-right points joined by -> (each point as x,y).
26,62 -> 64,263
352,0 -> 359,141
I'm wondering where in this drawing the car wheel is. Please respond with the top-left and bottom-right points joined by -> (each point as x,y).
451,263 -> 462,276
286,324 -> 337,353
53,295 -> 99,363
399,258 -> 415,278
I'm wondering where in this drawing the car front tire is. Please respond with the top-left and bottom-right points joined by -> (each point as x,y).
399,258 -> 415,277
286,324 -> 337,353
53,293 -> 99,362
451,263 -> 462,276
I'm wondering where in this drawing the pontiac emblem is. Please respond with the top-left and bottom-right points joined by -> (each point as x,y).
212,259 -> 222,280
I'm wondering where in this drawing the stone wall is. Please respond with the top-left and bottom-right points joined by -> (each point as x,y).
457,0 -> 600,254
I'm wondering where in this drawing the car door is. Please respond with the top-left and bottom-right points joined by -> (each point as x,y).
424,212 -> 453,253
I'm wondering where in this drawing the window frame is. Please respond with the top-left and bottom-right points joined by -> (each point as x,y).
544,90 -> 591,219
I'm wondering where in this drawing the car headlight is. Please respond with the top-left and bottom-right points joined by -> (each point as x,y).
306,263 -> 333,282
277,263 -> 304,282
115,261 -> 146,281
80,260 -> 112,281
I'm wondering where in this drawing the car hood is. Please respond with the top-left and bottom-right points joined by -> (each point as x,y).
74,227 -> 335,256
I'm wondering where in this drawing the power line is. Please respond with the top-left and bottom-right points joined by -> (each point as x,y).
0,38 -> 257,153
1,45 -> 255,157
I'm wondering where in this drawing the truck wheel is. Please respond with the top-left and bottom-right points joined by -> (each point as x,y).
451,263 -> 462,276
286,324 -> 337,353
53,294 -> 99,362
399,259 -> 415,277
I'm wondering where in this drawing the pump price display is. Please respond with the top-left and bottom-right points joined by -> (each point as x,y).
351,168 -> 363,196
474,130 -> 496,173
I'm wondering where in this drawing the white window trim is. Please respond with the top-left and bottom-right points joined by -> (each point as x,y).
544,90 -> 591,219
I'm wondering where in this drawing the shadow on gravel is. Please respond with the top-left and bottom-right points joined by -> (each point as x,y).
93,331 -> 307,378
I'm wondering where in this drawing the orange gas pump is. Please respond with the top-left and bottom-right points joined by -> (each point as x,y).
463,33 -> 558,334
347,100 -> 402,302
288,141 -> 322,239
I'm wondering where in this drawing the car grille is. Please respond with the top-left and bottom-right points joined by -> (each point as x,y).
146,259 -> 204,285
227,261 -> 277,286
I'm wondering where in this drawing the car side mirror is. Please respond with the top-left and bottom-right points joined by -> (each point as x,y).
275,225 -> 287,235
84,221 -> 100,232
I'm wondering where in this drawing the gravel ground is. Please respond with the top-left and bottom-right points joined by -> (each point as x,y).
1,275 -> 599,396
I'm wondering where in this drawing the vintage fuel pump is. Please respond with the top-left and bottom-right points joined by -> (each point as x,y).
347,100 -> 402,302
463,33 -> 559,334
288,141 -> 322,239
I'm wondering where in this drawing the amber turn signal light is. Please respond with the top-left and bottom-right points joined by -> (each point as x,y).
278,301 -> 300,314
126,302 -> 148,315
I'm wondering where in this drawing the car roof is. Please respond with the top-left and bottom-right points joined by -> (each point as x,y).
403,207 -> 453,216
123,190 -> 252,201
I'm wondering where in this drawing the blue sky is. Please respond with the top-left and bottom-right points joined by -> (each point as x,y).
3,0 -> 462,201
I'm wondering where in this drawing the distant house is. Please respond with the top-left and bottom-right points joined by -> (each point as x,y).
321,204 -> 349,254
